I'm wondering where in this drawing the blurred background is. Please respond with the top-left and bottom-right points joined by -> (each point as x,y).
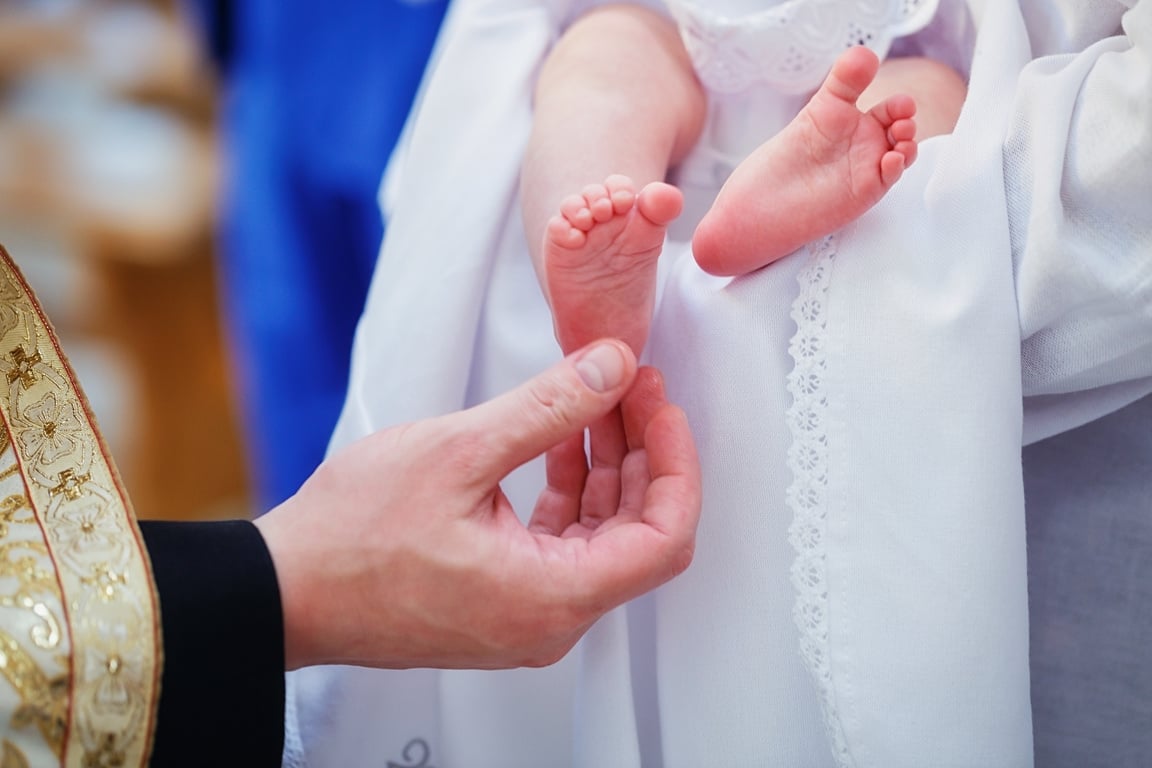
0,0 -> 244,521
0,0 -> 450,521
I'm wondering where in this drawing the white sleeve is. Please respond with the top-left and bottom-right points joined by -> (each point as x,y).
1005,0 -> 1152,440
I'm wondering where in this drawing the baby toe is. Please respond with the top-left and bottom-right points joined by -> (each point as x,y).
604,175 -> 637,215
581,183 -> 614,223
889,118 -> 917,144
561,193 -> 594,230
547,215 -> 586,249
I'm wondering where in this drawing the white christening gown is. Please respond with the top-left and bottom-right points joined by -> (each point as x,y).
284,0 -> 1152,765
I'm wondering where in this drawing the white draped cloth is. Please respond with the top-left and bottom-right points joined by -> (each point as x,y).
283,0 -> 1152,765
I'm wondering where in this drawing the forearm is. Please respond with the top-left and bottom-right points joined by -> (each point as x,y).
521,4 -> 706,285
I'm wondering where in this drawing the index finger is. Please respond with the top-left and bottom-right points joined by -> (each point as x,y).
621,366 -> 669,452
578,401 -> 702,609
636,403 -> 701,542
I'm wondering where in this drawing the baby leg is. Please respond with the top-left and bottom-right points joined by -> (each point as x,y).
544,174 -> 682,357
522,4 -> 705,329
692,46 -> 918,277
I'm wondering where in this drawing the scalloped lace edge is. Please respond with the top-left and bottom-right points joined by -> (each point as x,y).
666,0 -> 942,94
785,235 -> 853,767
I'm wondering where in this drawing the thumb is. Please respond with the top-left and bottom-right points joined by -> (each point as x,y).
458,339 -> 637,481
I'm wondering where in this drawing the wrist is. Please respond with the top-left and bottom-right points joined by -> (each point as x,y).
253,503 -> 324,670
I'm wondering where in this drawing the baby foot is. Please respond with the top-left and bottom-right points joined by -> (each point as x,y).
545,174 -> 683,356
692,46 -> 918,276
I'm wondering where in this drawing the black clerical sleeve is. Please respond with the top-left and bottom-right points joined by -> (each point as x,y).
140,520 -> 286,767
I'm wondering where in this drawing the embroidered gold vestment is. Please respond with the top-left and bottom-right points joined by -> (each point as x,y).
0,246 -> 161,767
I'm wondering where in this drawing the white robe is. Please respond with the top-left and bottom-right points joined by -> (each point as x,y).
283,0 -> 1152,765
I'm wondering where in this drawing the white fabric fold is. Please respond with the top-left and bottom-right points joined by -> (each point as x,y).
813,9 -> 1034,762
1011,0 -> 1152,436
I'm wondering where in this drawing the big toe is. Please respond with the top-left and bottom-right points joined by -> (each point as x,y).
826,46 -> 880,103
637,182 -> 683,226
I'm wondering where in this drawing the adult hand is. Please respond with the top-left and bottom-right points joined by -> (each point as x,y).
254,339 -> 700,671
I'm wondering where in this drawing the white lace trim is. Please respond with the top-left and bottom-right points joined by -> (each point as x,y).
786,235 -> 853,767
665,0 -> 940,94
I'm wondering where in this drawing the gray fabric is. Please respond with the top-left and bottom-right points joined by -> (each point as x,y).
1025,393 -> 1152,767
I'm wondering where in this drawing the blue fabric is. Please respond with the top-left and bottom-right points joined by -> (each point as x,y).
189,0 -> 449,509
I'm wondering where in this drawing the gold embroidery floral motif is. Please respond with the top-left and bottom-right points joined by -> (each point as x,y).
0,247 -> 160,768
0,630 -> 67,753
2,738 -> 32,768
0,450 -> 67,763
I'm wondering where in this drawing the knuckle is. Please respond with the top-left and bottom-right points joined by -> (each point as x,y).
516,641 -> 571,669
667,540 -> 696,578
523,377 -> 582,429
533,645 -> 571,668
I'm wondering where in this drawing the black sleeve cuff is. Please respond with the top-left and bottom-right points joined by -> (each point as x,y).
140,519 -> 285,767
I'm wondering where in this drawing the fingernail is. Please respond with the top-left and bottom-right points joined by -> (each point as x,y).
575,342 -> 627,393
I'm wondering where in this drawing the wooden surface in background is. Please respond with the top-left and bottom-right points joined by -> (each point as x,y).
89,232 -> 252,521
